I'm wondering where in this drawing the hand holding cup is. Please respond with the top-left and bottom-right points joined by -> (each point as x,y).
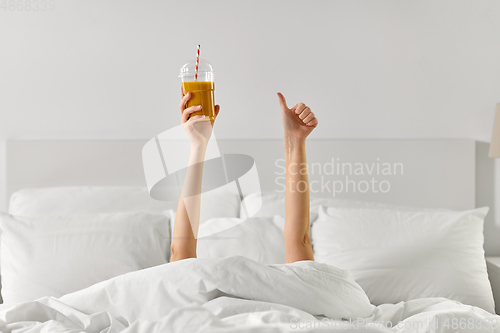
180,90 -> 220,147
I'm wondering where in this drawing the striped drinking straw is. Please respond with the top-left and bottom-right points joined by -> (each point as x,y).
194,44 -> 200,82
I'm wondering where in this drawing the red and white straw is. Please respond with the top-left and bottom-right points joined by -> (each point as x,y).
194,44 -> 200,81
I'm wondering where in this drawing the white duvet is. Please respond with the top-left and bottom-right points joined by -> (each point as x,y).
0,256 -> 498,333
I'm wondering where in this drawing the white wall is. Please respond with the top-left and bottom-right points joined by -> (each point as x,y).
1,0 -> 500,227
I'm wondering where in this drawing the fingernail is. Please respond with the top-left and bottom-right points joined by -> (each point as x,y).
198,105 -> 202,109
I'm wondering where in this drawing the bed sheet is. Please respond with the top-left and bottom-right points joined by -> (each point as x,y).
0,257 -> 498,333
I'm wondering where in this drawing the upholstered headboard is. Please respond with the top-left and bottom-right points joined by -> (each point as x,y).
6,139 -> 475,211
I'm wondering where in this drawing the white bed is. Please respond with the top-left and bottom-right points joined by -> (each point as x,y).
1,139 -> 499,333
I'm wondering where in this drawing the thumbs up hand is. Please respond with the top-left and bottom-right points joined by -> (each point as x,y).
277,92 -> 318,141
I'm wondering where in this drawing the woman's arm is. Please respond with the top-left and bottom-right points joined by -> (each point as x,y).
278,93 -> 318,263
170,92 -> 220,262
284,135 -> 313,262
170,144 -> 206,261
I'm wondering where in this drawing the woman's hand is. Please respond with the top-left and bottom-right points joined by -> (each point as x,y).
277,92 -> 318,141
179,91 -> 220,147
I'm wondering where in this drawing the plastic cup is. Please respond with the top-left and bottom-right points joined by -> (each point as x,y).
179,59 -> 215,121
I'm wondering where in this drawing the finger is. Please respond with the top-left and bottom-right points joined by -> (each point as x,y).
211,105 -> 220,127
180,86 -> 184,99
184,115 -> 208,126
182,105 -> 202,123
182,115 -> 207,130
189,115 -> 211,124
277,92 -> 289,111
307,117 -> 318,127
298,107 -> 311,120
303,112 -> 315,124
179,92 -> 191,112
294,103 -> 306,115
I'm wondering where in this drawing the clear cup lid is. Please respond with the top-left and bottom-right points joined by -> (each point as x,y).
179,58 -> 214,77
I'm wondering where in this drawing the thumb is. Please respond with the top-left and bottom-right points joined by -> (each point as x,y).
277,92 -> 289,111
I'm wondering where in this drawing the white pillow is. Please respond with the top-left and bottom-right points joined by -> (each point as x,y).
194,216 -> 285,264
0,211 -> 170,304
311,205 -> 494,313
9,186 -> 241,221
8,187 -> 173,216
197,185 -> 242,222
240,192 -> 423,221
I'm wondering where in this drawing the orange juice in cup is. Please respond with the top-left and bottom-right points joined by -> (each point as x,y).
179,59 -> 215,121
